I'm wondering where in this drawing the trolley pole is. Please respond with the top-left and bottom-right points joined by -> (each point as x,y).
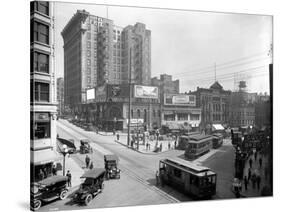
127,48 -> 132,147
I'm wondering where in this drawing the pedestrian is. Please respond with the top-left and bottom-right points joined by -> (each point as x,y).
85,155 -> 90,168
249,158 -> 253,168
43,167 -> 48,178
38,169 -> 44,181
256,175 -> 261,190
155,170 -> 159,186
243,176 -> 248,191
148,143 -> 151,150
248,168 -> 252,181
259,157 -> 263,168
52,164 -> 57,176
168,142 -> 171,150
160,143 -> 162,152
66,170 -> 72,187
254,151 -> 258,161
116,133 -> 120,141
89,161 -> 94,169
146,142 -> 149,151
156,129 -> 160,141
174,140 -> 177,149
251,174 -> 257,189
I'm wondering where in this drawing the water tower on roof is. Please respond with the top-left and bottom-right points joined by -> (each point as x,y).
238,81 -> 247,92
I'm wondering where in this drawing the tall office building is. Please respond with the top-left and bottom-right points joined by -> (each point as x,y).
122,23 -> 151,85
62,10 -> 152,114
30,1 -> 58,182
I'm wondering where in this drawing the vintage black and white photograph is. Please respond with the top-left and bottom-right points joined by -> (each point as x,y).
30,1 -> 273,211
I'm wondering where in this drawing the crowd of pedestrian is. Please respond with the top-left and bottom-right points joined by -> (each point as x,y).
240,150 -> 267,195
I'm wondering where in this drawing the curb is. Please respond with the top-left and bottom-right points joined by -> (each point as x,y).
114,140 -> 173,155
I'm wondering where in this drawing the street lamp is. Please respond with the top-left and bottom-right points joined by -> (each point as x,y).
127,47 -> 132,147
62,144 -> 69,176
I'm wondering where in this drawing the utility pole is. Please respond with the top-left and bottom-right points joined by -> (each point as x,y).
127,48 -> 132,147
214,63 -> 217,82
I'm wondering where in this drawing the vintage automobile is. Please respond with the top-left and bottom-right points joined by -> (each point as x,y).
104,154 -> 121,179
30,176 -> 68,211
80,139 -> 93,154
57,137 -> 77,154
74,168 -> 106,206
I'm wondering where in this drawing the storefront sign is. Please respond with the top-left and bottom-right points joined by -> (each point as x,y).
134,85 -> 158,99
164,94 -> 196,106
126,119 -> 144,124
34,113 -> 50,122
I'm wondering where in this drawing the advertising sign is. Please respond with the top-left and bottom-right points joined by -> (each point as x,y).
164,94 -> 196,106
86,88 -> 95,101
126,119 -> 144,125
107,84 -> 130,98
134,85 -> 158,99
95,85 -> 106,102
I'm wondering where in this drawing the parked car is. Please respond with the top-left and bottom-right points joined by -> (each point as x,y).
80,139 -> 93,154
73,168 -> 106,206
104,154 -> 121,179
57,137 -> 77,154
30,176 -> 68,211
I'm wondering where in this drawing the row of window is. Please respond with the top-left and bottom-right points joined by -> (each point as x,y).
31,51 -> 49,73
31,1 -> 49,16
31,21 -> 49,45
31,81 -> 50,102
130,109 -> 161,119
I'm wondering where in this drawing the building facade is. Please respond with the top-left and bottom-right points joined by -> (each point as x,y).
122,23 -> 151,85
56,77 -> 64,115
229,81 -> 255,128
94,84 -> 160,131
30,1 -> 59,182
62,10 -> 152,117
190,81 -> 231,131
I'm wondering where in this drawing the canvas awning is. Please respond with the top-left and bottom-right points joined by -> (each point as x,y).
212,124 -> 225,131
31,149 -> 62,166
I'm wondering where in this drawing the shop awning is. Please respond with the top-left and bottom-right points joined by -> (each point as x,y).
31,149 -> 62,166
212,124 -> 225,131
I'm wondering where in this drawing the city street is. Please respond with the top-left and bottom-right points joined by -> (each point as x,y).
38,119 -> 242,211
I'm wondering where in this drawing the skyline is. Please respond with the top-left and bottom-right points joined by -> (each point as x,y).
54,2 -> 272,94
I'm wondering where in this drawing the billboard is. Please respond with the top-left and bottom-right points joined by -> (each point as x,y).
134,85 -> 158,99
86,88 -> 95,102
95,85 -> 106,102
107,84 -> 130,98
164,94 -> 196,106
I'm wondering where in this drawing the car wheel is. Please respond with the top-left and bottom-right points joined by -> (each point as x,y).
31,199 -> 41,211
59,190 -> 68,200
85,194 -> 92,206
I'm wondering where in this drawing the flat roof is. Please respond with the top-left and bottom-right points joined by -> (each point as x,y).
161,157 -> 215,176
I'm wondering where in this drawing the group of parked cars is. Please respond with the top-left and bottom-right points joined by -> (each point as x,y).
31,154 -> 121,211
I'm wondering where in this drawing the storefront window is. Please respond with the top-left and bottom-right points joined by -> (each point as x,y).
31,113 -> 50,139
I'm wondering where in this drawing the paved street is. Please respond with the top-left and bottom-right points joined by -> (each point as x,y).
38,119 -> 269,211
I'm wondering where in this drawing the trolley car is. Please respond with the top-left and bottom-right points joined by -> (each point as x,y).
159,157 -> 217,199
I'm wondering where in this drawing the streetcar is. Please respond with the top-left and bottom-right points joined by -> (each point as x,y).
159,157 -> 217,199
184,135 -> 213,159
212,133 -> 223,149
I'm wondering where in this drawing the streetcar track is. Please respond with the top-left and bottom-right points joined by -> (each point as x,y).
57,121 -> 179,203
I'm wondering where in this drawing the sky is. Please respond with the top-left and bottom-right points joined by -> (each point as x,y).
54,2 -> 272,94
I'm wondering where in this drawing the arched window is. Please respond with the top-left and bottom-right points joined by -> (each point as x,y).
144,109 -> 147,122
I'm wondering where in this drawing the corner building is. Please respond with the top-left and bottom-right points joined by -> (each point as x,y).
30,1 -> 59,182
62,10 -> 152,118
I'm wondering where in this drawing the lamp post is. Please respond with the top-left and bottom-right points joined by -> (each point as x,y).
127,47 -> 132,147
62,144 -> 69,176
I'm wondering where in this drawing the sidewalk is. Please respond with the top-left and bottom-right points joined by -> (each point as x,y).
114,133 -> 177,154
57,156 -> 84,192
239,151 -> 271,197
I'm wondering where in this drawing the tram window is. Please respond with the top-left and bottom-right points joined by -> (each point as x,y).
190,175 -> 199,186
174,168 -> 182,178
